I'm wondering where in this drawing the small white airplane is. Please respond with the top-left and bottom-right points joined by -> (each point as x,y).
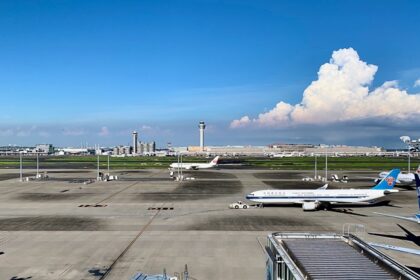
269,152 -> 298,158
169,156 -> 220,170
246,169 -> 400,211
376,165 -> 420,186
374,173 -> 420,224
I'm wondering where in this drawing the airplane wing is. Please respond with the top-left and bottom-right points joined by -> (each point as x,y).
369,243 -> 420,256
373,212 -> 419,223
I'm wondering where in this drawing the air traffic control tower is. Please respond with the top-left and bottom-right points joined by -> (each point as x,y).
199,121 -> 206,151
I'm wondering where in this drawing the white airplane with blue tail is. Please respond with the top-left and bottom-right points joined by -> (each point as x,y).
374,173 -> 420,224
246,169 -> 400,211
376,165 -> 420,186
370,174 -> 420,255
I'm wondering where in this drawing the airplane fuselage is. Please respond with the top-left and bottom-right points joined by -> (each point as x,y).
379,172 -> 416,185
169,163 -> 214,170
169,156 -> 220,170
246,189 -> 397,205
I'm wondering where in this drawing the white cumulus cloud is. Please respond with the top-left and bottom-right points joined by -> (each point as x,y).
231,48 -> 420,128
230,116 -> 251,128
414,79 -> 420,87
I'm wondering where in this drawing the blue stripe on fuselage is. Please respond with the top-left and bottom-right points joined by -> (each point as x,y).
246,195 -> 368,200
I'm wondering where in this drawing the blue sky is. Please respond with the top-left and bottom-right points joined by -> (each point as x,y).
1,0 -> 420,148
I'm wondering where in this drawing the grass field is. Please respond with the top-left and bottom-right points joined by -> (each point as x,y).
0,155 -> 418,171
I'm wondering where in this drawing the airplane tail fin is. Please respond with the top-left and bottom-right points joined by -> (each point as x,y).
414,174 -> 420,212
317,184 -> 328,190
372,169 -> 400,190
210,156 -> 220,165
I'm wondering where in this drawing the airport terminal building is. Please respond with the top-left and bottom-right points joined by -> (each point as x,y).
265,232 -> 419,280
186,144 -> 384,156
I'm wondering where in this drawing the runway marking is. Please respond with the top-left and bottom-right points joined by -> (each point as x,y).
78,204 -> 108,207
58,264 -> 73,279
99,208 -> 162,280
256,236 -> 267,257
148,207 -> 174,210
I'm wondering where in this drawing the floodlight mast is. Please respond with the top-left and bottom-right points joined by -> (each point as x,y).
325,150 -> 328,181
107,154 -> 110,174
176,152 -> 183,181
19,151 -> 23,182
97,154 -> 100,180
36,152 -> 39,178
408,150 -> 411,173
177,152 -> 180,179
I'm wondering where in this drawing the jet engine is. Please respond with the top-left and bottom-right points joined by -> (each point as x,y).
302,201 -> 321,211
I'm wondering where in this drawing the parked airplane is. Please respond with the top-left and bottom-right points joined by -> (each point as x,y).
269,152 -> 300,158
374,173 -> 420,224
169,156 -> 219,170
376,165 -> 420,186
246,169 -> 400,211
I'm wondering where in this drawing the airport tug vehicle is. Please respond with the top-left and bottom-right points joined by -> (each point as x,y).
229,201 -> 249,209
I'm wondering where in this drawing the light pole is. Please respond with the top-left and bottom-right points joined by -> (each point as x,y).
36,152 -> 39,178
176,153 -> 183,181
97,154 -> 100,180
408,148 -> 411,173
177,153 -> 180,180
181,154 -> 183,179
19,152 -> 23,182
314,154 -> 317,179
107,154 -> 110,174
325,151 -> 328,182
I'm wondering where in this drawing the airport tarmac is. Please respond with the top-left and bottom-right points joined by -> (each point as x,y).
0,168 -> 419,279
